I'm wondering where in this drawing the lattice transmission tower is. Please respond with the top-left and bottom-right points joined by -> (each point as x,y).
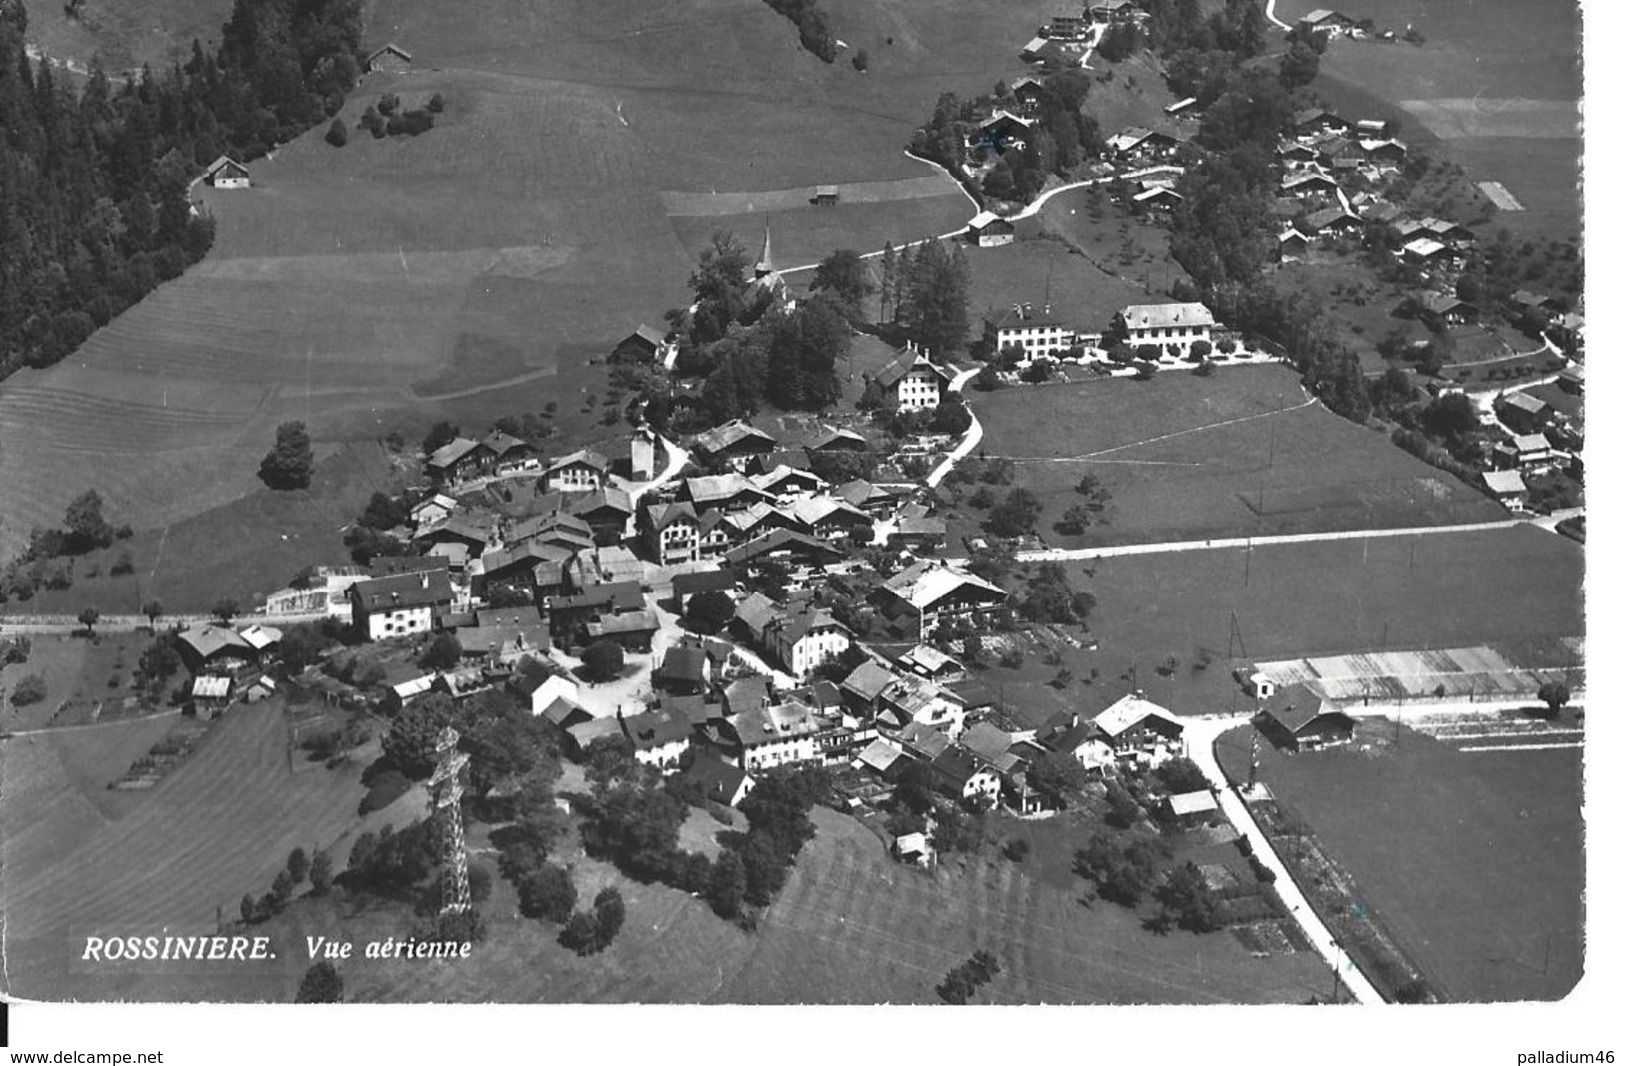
428,725 -> 471,916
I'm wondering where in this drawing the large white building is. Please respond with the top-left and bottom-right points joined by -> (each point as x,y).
763,603 -> 851,681
1115,302 -> 1215,352
872,349 -> 955,411
348,570 -> 455,641
983,304 -> 1076,360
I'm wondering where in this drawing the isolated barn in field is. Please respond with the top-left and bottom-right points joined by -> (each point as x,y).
966,210 -> 1016,247
365,43 -> 414,73
812,184 -> 840,205
204,156 -> 250,189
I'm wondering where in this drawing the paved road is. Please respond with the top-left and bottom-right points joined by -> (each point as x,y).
925,366 -> 986,488
1182,714 -> 1385,1004
944,516 -> 1561,567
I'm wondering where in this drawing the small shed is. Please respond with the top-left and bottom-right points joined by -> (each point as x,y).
365,43 -> 413,73
191,675 -> 233,718
813,184 -> 840,206
1164,789 -> 1219,826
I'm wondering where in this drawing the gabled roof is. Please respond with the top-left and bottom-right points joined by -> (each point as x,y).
732,699 -> 832,747
787,495 -> 868,529
427,437 -> 485,470
897,721 -> 952,760
1419,291 -> 1472,315
679,753 -> 753,804
872,350 -> 953,390
660,644 -> 709,684
1304,206 -> 1358,231
569,486 -> 633,518
1403,237 -> 1449,258
978,109 -> 1033,133
881,561 -> 1007,612
1500,391 -> 1549,415
932,746 -> 993,788
752,464 -> 827,495
694,420 -> 778,456
205,155 -> 248,178
620,706 -> 691,750
1482,469 -> 1528,495
1510,432 -> 1552,453
192,675 -> 232,699
960,721 -> 1015,765
842,659 -> 900,704
671,568 -> 737,597
237,623 -> 282,651
855,737 -> 907,773
682,473 -> 773,507
1092,694 -> 1183,738
724,674 -> 773,715
366,42 -> 412,63
178,624 -> 250,661
968,209 -> 1013,231
1261,682 -> 1352,733
733,592 -> 781,641
544,448 -> 609,476
481,430 -> 531,458
806,426 -> 869,452
628,323 -> 667,348
768,602 -> 848,648
587,609 -> 659,637
835,479 -> 898,507
1118,302 -> 1215,331
350,570 -> 454,612
723,528 -> 843,566
646,500 -> 699,532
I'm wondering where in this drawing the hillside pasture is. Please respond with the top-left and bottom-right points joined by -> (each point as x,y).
0,700 -> 416,1001
1,0 -> 1080,560
3,443 -> 400,615
958,364 -> 1505,549
965,236 -> 1161,342
1028,184 -> 1193,300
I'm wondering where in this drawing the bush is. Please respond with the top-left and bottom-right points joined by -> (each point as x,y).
581,641 -> 625,683
325,118 -> 348,147
359,769 -> 412,814
427,92 -> 445,113
852,48 -> 869,71
11,673 -> 47,706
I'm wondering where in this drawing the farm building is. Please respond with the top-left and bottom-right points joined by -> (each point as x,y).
1132,185 -> 1183,212
1301,207 -> 1362,238
1297,9 -> 1357,36
1492,433 -> 1558,472
175,624 -> 254,674
1291,108 -> 1351,138
1482,469 -> 1529,509
190,675 -> 233,718
976,111 -> 1033,150
1115,302 -> 1215,350
365,43 -> 413,72
1048,13 -> 1089,38
615,324 -> 674,364
1277,227 -> 1309,262
694,419 -> 778,470
1415,292 -> 1477,327
1557,365 -> 1584,394
812,184 -> 840,205
1164,96 -> 1198,117
875,561 -> 1009,640
1496,392 -> 1552,434
1258,684 -> 1355,752
204,156 -> 250,189
426,437 -> 488,481
1088,694 -> 1187,767
1281,172 -> 1339,198
1089,0 -> 1143,22
1104,126 -> 1179,162
966,210 -> 1016,247
983,303 -> 1075,360
1402,237 -> 1453,265
1010,76 -> 1045,107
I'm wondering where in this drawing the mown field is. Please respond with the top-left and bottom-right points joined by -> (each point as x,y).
969,523 -> 1583,727
0,700 -> 424,1001
350,805 -> 1326,1003
1275,0 -> 1581,239
963,236 -> 1161,343
954,363 -> 1505,549
3,0 -> 1070,561
4,442 -> 401,615
1215,722 -> 1584,1002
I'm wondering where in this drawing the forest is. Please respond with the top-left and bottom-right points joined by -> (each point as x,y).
0,0 -> 364,378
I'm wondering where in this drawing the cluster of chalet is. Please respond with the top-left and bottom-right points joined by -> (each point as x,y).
174,622 -> 285,716
1022,3 -> 1147,65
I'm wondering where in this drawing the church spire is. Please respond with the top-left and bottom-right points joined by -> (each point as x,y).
754,218 -> 774,279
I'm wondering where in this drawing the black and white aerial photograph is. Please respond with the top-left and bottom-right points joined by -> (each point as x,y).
0,0 -> 1605,1054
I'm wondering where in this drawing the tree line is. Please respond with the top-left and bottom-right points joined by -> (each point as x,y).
0,0 -> 364,379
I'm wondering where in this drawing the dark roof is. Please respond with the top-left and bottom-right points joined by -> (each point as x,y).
620,707 -> 691,750
932,746 -> 990,788
350,570 -> 454,612
671,568 -> 737,597
723,529 -> 843,567
545,580 -> 644,613
679,753 -> 753,805
1261,683 -> 1353,733
660,644 -> 708,684
872,350 -> 952,390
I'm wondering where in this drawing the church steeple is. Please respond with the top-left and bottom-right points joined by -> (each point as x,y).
754,219 -> 775,279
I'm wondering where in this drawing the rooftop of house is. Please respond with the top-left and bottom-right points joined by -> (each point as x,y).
897,720 -> 953,760
684,473 -> 772,506
660,644 -> 709,684
671,567 -> 737,596
1260,682 -> 1348,732
1167,790 -> 1218,816
984,304 -> 1072,331
350,570 -> 454,611
428,437 -> 485,469
882,561 -> 1007,611
694,419 -> 777,455
620,706 -> 691,751
545,448 -> 609,475
842,659 -> 900,703
724,674 -> 773,715
855,736 -> 907,773
872,350 -> 953,390
1093,693 -> 1184,738
587,609 -> 659,637
723,528 -> 843,566
1482,469 -> 1528,495
679,753 -> 752,803
732,699 -> 832,747
1501,392 -> 1549,414
1118,302 -> 1216,330
931,746 -> 992,788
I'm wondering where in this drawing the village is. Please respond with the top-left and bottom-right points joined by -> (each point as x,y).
0,0 -> 1586,1020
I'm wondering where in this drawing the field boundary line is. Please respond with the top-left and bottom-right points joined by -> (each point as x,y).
1458,741 -> 1584,753
988,394 -> 1318,464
